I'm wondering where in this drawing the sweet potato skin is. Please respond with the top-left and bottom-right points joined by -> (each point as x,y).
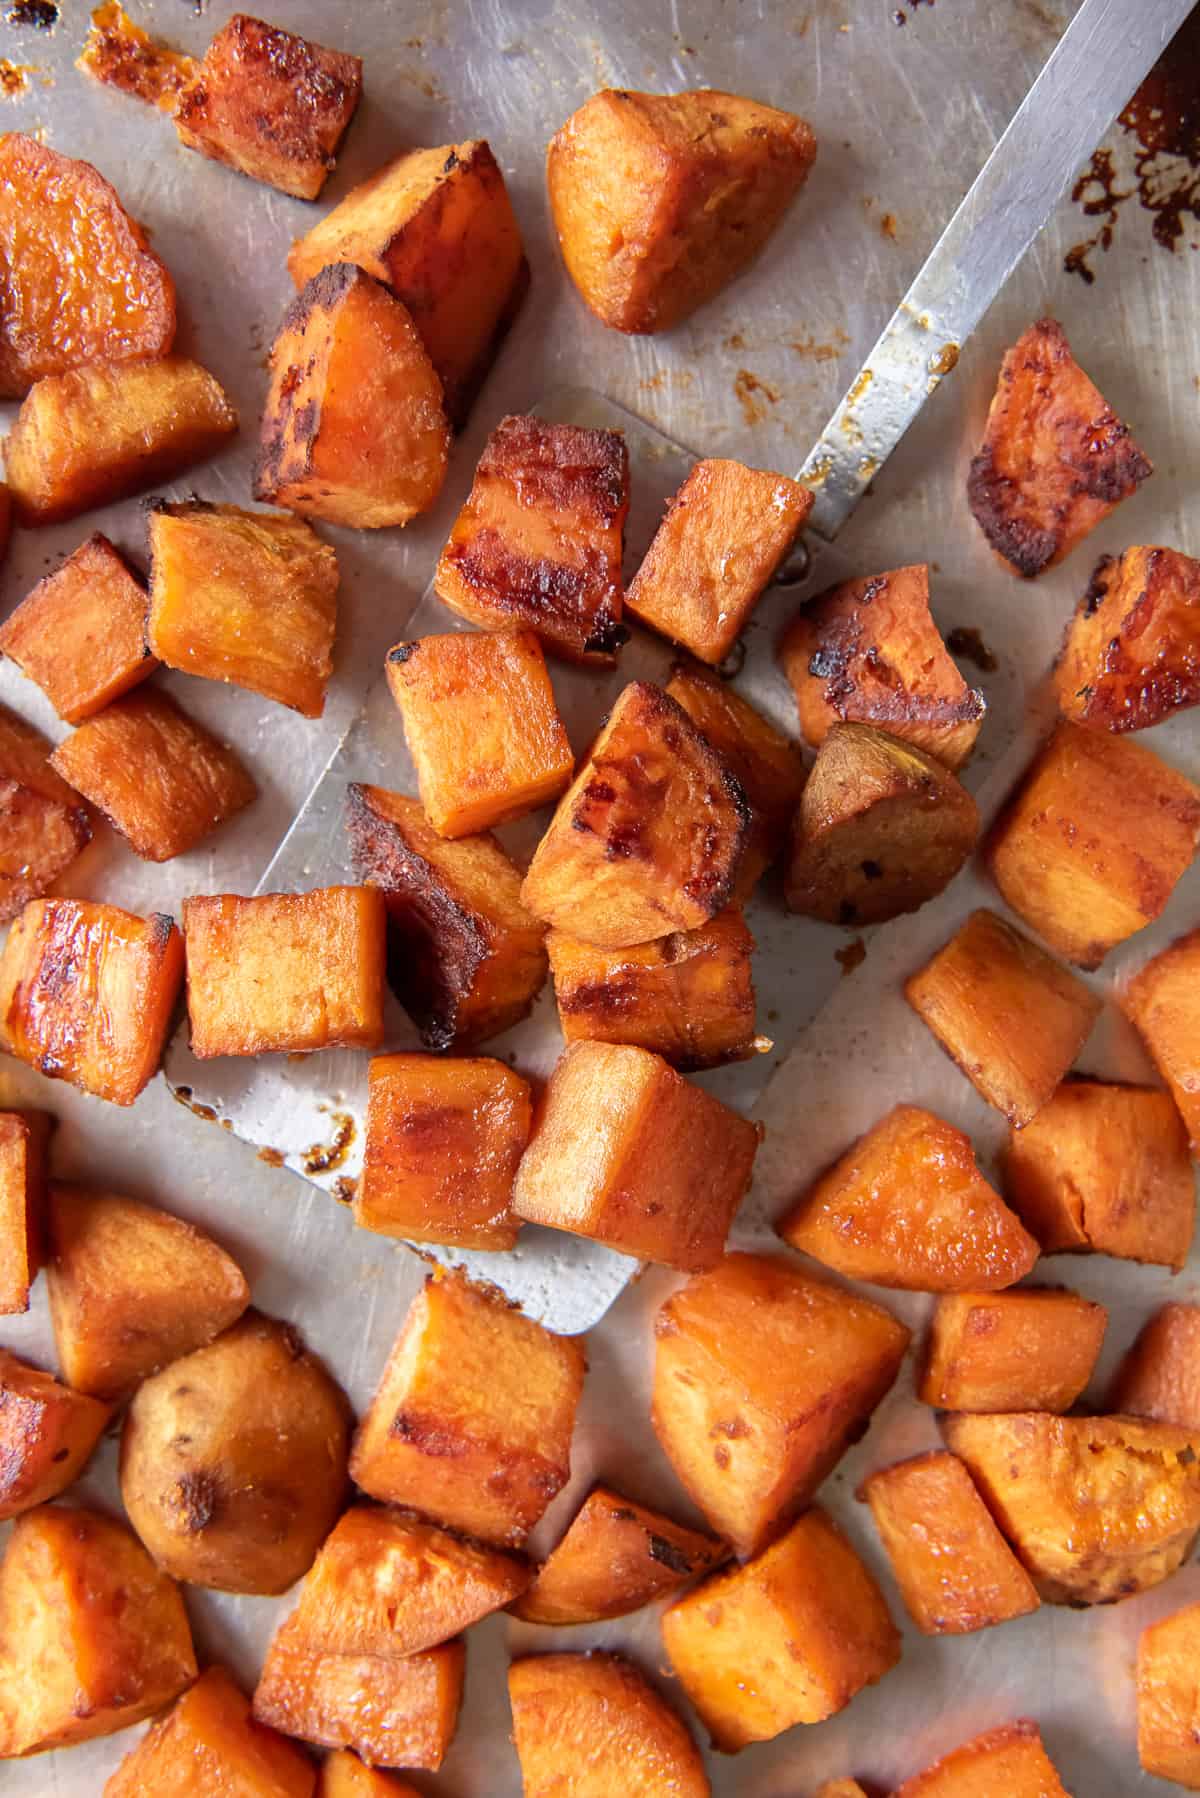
0,702 -> 91,921
1111,1304 -> 1200,1430
509,1652 -> 710,1795
0,1109 -> 51,1315
1123,926 -> 1200,1145
1138,1600 -> 1200,1787
1057,546 -> 1200,732
919,1288 -> 1107,1413
0,1350 -> 112,1519
104,1663 -> 317,1798
893,1720 -> 1070,1797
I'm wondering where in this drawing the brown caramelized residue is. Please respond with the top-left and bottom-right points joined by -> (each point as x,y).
257,1146 -> 285,1167
790,327 -> 849,361
7,2 -> 57,27
302,1111 -> 355,1175
0,58 -> 30,94
879,211 -> 897,239
78,2 -> 197,113
734,368 -> 780,425
331,1176 -> 358,1205
836,937 -> 867,976
947,625 -> 999,672
172,1086 -> 218,1124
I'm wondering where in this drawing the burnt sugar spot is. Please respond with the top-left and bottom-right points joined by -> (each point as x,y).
734,368 -> 780,426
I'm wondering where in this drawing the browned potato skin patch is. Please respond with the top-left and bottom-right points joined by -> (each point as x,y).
0,702 -> 91,921
1111,1304 -> 1200,1430
893,1720 -> 1070,1796
509,1651 -> 710,1794
1057,545 -> 1200,731
0,1109 -> 51,1316
105,1664 -> 317,1798
0,1349 -> 112,1519
920,1287 -> 1107,1414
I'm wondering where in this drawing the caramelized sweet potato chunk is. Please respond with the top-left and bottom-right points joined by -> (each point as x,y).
434,413 -> 629,665
905,909 -> 1101,1127
967,317 -> 1152,577
920,1288 -> 1107,1413
1111,1304 -> 1200,1429
0,1349 -> 111,1519
0,898 -> 183,1105
78,2 -> 199,114
0,533 -> 157,722
318,1753 -> 421,1798
893,1720 -> 1070,1797
0,703 -> 90,921
0,1108 -> 51,1315
509,1652 -> 709,1796
1057,546 -> 1200,732
106,1663 -> 316,1798
175,13 -> 362,200
1138,1599 -> 1200,1788
652,1252 -> 909,1558
548,88 -> 816,334
256,263 -> 449,529
779,564 -> 985,770
1123,926 -> 1200,1146
349,1268 -> 585,1546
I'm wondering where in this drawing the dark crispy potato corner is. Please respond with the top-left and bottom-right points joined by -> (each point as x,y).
509,1654 -> 710,1797
1057,545 -> 1200,732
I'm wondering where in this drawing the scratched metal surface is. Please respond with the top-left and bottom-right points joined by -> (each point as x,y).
0,0 -> 1197,1791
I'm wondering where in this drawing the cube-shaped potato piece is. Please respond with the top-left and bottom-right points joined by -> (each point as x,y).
434,413 -> 630,665
0,1109 -> 51,1315
522,682 -> 749,946
919,1288 -> 1107,1413
943,1411 -> 1200,1604
893,1721 -> 1070,1797
349,1268 -> 586,1546
780,1104 -> 1037,1291
509,1652 -> 709,1796
905,909 -> 1101,1127
256,263 -> 449,529
175,14 -> 362,200
0,1503 -> 196,1756
0,134 -> 175,398
1057,546 -> 1200,732
1124,926 -> 1200,1147
0,1349 -> 112,1519
51,687 -> 256,862
512,1483 -> 725,1625
346,784 -> 547,1048
148,501 -> 338,718
779,564 -> 985,770
0,702 -> 91,921
0,533 -> 156,725
318,1753 -> 421,1798
968,317 -> 1152,577
548,88 -> 816,334
288,139 -> 529,429
4,357 -> 237,527
663,1507 -> 899,1750
1138,1599 -> 1200,1788
46,1183 -> 249,1398
860,1450 -> 1039,1636
652,1252 -> 910,1558
513,1040 -> 760,1270
627,458 -> 812,663
106,1663 -> 316,1797
386,630 -> 573,836
988,721 -> 1200,968
1111,1304 -> 1200,1429
0,898 -> 183,1105
183,887 -> 386,1058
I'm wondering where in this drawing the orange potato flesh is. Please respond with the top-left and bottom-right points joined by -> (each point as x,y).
817,1784 -> 871,1798
1123,926 -> 1200,1147
920,1288 -> 1107,1413
1056,546 -> 1200,732
104,1663 -> 317,1798
1138,1599 -> 1200,1788
508,1652 -> 710,1796
0,1109 -> 51,1315
78,2 -> 199,114
1110,1303 -> 1200,1429
317,1751 -> 422,1797
0,702 -> 91,923
893,1719 -> 1070,1796
0,1349 -> 112,1520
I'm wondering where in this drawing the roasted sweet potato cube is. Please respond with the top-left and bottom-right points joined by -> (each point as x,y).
779,564 -> 985,770
0,898 -> 183,1105
256,263 -> 449,529
512,1483 -> 725,1625
522,681 -> 749,946
147,500 -> 337,718
627,458 -> 812,662
0,1350 -> 111,1519
509,1652 -> 709,1795
434,413 -> 629,666
920,1288 -> 1107,1413
1111,1304 -> 1200,1428
349,1268 -> 585,1546
288,139 -> 529,428
318,1754 -> 421,1798
175,13 -> 362,200
51,687 -> 256,862
0,1109 -> 51,1315
0,533 -> 157,723
967,317 -> 1152,578
943,1411 -> 1200,1604
4,357 -> 237,527
1138,1599 -> 1200,1787
183,887 -> 386,1058
1124,927 -> 1200,1146
652,1252 -> 910,1558
1057,546 -> 1200,732
893,1721 -> 1070,1797
106,1663 -> 316,1798
905,909 -> 1101,1127
860,1450 -> 1039,1636
46,1183 -> 249,1398
0,133 -> 175,398
663,1507 -> 899,1750
0,703 -> 91,922
346,784 -> 547,1048
548,88 -> 816,334
78,1 -> 199,113
779,1103 -> 1038,1291
386,630 -> 573,836
0,1503 -> 196,1756
512,1040 -> 760,1270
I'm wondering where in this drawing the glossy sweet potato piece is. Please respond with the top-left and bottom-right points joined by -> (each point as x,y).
893,1721 -> 1070,1797
548,88 -> 816,334
175,14 -> 362,200
1123,926 -> 1200,1146
256,263 -> 449,528
346,784 -> 547,1049
5,357 -> 236,526
78,1 -> 199,113
1138,1599 -> 1200,1788
0,133 -> 175,397
434,413 -> 629,665
0,898 -> 183,1105
46,1183 -> 249,1398
0,533 -> 157,722
780,1103 -> 1037,1292
0,1109 -> 51,1315
522,681 -> 750,946
1111,1304 -> 1200,1429
509,1652 -> 710,1796
905,909 -> 1101,1126
357,1053 -> 530,1250
183,887 -> 386,1058
860,1450 -> 1039,1636
512,1039 -> 760,1270
967,317 -> 1152,577
1057,546 -> 1200,732
105,1663 -> 316,1798
920,1288 -> 1107,1413
288,139 -> 528,428
779,564 -> 985,770
386,629 -> 572,836
0,703 -> 90,922
318,1753 -> 421,1798
148,500 -> 337,718
0,1503 -> 196,1757
0,1350 -> 111,1520
652,1252 -> 909,1558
